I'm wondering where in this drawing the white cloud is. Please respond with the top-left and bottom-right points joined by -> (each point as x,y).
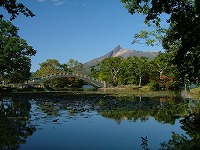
55,1 -> 65,6
38,0 -> 46,2
51,0 -> 59,2
51,0 -> 65,6
38,0 -> 65,6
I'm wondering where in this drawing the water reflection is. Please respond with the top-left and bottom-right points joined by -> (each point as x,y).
161,104 -> 200,150
0,97 -> 36,150
0,92 -> 200,149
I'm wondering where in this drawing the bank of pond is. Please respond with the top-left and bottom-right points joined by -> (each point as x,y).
1,84 -> 200,99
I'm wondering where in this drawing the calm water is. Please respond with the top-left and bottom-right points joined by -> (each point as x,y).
0,91 -> 200,150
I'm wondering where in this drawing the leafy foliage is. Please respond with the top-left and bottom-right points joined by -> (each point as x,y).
0,0 -> 35,20
66,59 -> 84,73
35,59 -> 85,88
35,59 -> 61,77
121,0 -> 200,83
0,19 -> 36,83
133,26 -> 167,46
98,57 -> 124,86
90,53 -> 181,89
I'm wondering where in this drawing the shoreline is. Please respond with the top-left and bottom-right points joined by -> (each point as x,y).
1,85 -> 200,100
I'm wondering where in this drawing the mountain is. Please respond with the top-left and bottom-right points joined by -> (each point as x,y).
83,45 -> 159,68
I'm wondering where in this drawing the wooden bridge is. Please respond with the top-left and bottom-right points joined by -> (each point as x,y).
28,72 -> 107,88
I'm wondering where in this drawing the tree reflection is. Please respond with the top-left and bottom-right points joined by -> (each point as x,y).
0,97 -> 36,150
38,101 -> 60,116
141,136 -> 149,150
35,95 -> 99,117
33,94 -> 194,126
161,106 -> 200,149
161,131 -> 200,149
98,96 -> 190,125
25,93 -> 200,149
97,96 -> 200,149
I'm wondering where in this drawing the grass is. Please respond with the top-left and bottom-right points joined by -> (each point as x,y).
0,84 -> 178,99
99,85 -> 176,97
190,87 -> 200,99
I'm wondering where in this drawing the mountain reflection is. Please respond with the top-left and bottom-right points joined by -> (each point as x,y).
34,93 -> 200,149
1,92 -> 200,149
31,93 -> 199,125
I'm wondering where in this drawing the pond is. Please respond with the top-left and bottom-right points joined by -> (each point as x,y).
0,91 -> 200,150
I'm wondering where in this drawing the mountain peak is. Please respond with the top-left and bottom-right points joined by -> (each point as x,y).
83,45 -> 159,69
112,45 -> 122,52
108,45 -> 122,57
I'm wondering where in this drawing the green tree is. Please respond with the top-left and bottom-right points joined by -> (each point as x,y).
66,59 -> 84,73
98,57 -> 124,86
93,56 -> 151,86
35,59 -> 85,88
134,57 -> 150,86
117,57 -> 136,85
118,56 -> 150,86
121,0 -> 200,82
149,52 -> 181,89
133,26 -> 167,46
35,59 -> 61,77
0,0 -> 35,20
0,19 -> 36,83
59,63 -> 69,72
90,65 -> 99,78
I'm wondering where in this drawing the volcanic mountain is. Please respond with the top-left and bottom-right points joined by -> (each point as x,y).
83,45 -> 159,68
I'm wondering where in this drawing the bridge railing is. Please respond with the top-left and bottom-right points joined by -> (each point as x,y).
29,72 -> 107,88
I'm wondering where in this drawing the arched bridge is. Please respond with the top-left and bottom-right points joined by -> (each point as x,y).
28,72 -> 107,88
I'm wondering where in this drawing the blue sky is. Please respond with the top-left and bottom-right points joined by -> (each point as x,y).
6,0 -> 163,72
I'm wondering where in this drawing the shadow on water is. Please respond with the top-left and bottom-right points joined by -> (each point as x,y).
0,97 -> 36,150
0,90 -> 200,149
